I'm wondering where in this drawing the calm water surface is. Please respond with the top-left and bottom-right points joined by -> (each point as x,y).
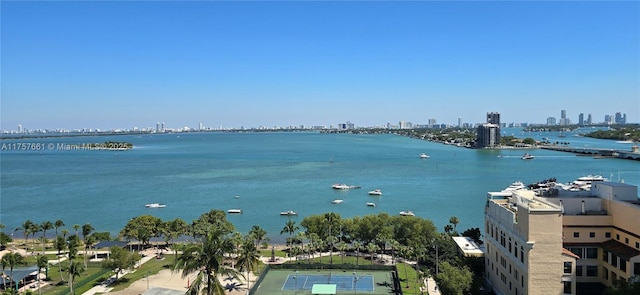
1,129 -> 638,242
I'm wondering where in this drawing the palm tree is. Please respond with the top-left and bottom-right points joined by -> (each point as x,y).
72,224 -> 80,237
280,220 -> 298,261
41,221 -> 53,254
55,235 -> 67,282
54,220 -> 65,237
18,219 -> 34,252
30,223 -> 41,253
163,218 -> 188,255
36,255 -> 48,295
248,225 -> 267,249
366,243 -> 378,265
173,229 -> 240,295
326,236 -> 338,265
353,241 -> 362,268
81,224 -> 94,268
67,260 -> 84,295
390,240 -> 400,264
323,213 -> 339,264
449,216 -> 459,233
398,246 -> 412,288
1,252 -> 26,291
236,236 -> 260,290
61,229 -> 69,239
337,241 -> 348,264
444,224 -> 454,235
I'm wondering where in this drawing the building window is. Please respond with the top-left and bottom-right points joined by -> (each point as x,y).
621,260 -> 627,272
590,232 -> 595,238
603,250 -> 609,263
636,242 -> 639,249
586,265 -> 598,276
616,234 -> 620,240
563,281 -> 572,294
625,238 -> 629,244
520,247 -> 524,263
634,263 -> 640,276
570,247 -> 582,258
603,267 -> 609,280
576,265 -> 583,276
611,254 -> 618,267
586,248 -> 598,259
605,232 -> 611,238
574,232 -> 580,238
564,262 -> 572,274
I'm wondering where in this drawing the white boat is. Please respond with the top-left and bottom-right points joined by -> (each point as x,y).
331,199 -> 343,204
227,209 -> 243,214
399,210 -> 415,216
280,210 -> 298,216
366,202 -> 376,207
502,181 -> 526,192
419,153 -> 430,159
145,203 -> 166,208
332,183 -> 350,190
368,189 -> 382,195
572,175 -> 607,188
521,153 -> 534,160
575,175 -> 607,182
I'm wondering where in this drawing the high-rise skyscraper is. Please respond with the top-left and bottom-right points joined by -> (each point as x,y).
614,112 -> 626,124
578,113 -> 584,126
560,110 -> 567,125
587,114 -> 592,125
487,112 -> 500,125
477,112 -> 501,148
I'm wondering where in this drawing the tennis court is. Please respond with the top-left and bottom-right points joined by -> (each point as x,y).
282,274 -> 374,292
252,268 -> 397,295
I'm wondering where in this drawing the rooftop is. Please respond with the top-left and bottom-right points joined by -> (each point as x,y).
452,236 -> 484,257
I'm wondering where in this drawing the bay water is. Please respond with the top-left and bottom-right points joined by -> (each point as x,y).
1,129 -> 638,243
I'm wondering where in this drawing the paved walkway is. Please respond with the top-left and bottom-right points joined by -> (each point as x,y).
424,277 -> 441,295
82,250 -> 158,295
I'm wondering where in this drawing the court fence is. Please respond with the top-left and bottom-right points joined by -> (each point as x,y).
248,264 -> 402,295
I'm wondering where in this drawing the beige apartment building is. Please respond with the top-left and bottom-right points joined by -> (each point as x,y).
485,182 -> 640,295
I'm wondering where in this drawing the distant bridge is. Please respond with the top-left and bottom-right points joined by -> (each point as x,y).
540,145 -> 640,161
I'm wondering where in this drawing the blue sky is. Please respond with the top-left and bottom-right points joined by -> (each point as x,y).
1,1 -> 639,130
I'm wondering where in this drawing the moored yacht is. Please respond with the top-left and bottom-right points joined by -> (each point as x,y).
227,209 -> 243,214
366,202 -> 376,207
280,210 -> 298,216
399,210 -> 415,216
332,183 -> 350,189
145,203 -> 166,208
368,189 -> 382,195
502,181 -> 526,192
331,199 -> 343,204
419,153 -> 430,159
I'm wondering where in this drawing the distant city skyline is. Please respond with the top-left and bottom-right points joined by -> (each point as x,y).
3,109 -> 633,134
2,1 -> 638,130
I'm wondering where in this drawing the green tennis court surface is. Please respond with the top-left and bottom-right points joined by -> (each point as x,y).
282,274 -> 374,291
